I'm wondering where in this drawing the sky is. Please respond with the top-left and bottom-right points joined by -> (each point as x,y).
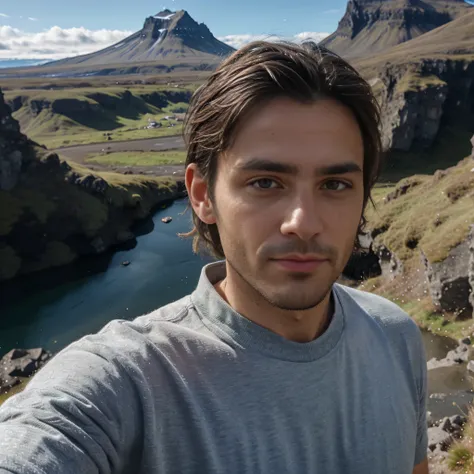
0,0 -> 349,60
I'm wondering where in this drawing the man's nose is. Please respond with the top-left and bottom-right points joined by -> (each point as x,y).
279,190 -> 324,241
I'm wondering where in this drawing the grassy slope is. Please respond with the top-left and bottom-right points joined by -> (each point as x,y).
362,157 -> 474,340
367,157 -> 474,264
3,85 -> 193,149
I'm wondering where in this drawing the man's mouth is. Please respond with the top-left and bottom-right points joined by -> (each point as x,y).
271,255 -> 329,272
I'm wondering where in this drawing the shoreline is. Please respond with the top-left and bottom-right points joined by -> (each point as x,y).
0,187 -> 188,304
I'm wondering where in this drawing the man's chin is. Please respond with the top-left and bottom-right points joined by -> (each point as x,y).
257,282 -> 331,312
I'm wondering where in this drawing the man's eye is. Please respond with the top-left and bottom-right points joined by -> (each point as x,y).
250,178 -> 280,189
322,180 -> 351,191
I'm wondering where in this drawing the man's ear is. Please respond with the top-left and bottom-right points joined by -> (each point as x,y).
185,163 -> 217,225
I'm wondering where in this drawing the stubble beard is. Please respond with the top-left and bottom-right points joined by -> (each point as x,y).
226,254 -> 337,312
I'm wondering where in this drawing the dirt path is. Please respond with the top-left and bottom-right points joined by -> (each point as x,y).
54,135 -> 186,177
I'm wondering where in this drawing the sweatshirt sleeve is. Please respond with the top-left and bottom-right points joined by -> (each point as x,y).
414,328 -> 428,466
0,325 -> 143,474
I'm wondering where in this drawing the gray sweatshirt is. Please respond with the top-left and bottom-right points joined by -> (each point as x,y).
0,261 -> 428,473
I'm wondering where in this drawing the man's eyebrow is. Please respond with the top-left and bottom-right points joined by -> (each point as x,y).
318,162 -> 363,176
235,158 -> 362,176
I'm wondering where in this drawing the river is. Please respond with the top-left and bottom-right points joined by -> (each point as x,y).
0,198 -> 472,419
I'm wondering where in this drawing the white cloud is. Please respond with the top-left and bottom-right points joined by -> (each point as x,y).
0,25 -> 133,60
28,17 -> 38,22
0,13 -> 9,18
219,32 -> 329,50
294,32 -> 331,43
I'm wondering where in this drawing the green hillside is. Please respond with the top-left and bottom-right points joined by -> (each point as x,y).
3,85 -> 195,149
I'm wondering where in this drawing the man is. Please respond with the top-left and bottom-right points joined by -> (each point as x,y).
0,41 -> 428,474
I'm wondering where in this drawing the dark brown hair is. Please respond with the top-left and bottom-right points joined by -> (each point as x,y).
182,40 -> 382,258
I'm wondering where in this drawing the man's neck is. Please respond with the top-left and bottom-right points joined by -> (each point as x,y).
214,262 -> 334,343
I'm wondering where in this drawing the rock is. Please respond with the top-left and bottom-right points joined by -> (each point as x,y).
5,348 -> 28,360
439,417 -> 452,433
428,341 -> 472,369
60,160 -> 71,172
8,359 -> 38,377
428,427 -> 454,452
430,393 -> 448,400
43,152 -> 60,167
374,243 -> 404,280
461,337 -> 472,345
343,249 -> 381,281
427,411 -> 435,428
121,261 -> 131,267
449,415 -> 467,428
0,347 -> 53,393
427,357 -> 458,370
467,360 -> 474,374
161,216 -> 172,224
421,243 -> 473,320
385,178 -> 422,203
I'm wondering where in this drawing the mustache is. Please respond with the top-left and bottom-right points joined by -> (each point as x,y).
260,240 -> 338,261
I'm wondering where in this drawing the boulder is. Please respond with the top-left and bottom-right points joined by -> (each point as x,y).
375,243 -> 404,280
0,348 -> 52,393
428,426 -> 454,452
421,242 -> 473,320
427,341 -> 472,369
449,415 -> 467,428
467,360 -> 474,374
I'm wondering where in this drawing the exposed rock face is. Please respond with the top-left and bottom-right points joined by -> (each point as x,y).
0,88 -> 186,282
373,59 -> 474,151
0,89 -> 35,190
321,0 -> 471,59
0,348 -> 52,392
421,241 -> 473,319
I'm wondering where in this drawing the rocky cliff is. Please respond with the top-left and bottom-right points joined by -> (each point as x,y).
358,155 -> 474,320
355,9 -> 474,155
370,59 -> 473,152
0,89 -> 185,282
322,0 -> 471,58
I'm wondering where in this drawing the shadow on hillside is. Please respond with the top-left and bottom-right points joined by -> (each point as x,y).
380,121 -> 473,183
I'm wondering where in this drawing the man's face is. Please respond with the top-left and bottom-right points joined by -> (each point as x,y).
211,97 -> 365,311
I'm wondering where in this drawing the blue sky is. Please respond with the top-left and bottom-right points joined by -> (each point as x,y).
1,0 -> 347,37
0,0 -> 349,60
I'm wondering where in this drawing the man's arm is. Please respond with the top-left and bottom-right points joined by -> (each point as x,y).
413,323 -> 429,474
413,457 -> 429,474
0,324 -> 142,473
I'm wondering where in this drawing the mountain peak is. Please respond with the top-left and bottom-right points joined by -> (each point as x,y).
47,9 -> 234,68
321,0 -> 473,58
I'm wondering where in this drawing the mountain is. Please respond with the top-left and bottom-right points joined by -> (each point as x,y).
48,10 -> 234,68
321,0 -> 472,58
353,9 -> 474,164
